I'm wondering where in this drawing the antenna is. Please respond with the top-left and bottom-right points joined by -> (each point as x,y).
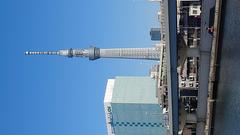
25,51 -> 59,55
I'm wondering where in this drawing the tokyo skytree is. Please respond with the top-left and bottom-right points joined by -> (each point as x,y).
25,46 -> 161,61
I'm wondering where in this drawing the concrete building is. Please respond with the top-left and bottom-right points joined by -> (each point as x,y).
104,76 -> 167,135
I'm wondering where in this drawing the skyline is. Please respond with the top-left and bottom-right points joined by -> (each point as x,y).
1,0 -> 160,135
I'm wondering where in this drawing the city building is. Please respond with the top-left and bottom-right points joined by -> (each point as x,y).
104,76 -> 167,135
150,0 -> 201,134
177,0 -> 201,134
26,0 -> 203,134
150,28 -> 161,41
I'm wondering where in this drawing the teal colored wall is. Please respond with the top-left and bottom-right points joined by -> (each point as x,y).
109,77 -> 167,135
112,76 -> 158,104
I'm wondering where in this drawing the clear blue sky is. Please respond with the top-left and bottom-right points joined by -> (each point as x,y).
0,0 -> 159,135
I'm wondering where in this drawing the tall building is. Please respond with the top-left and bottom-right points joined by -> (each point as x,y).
150,28 -> 161,41
104,76 -> 167,135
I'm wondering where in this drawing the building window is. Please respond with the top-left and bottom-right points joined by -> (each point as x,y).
192,10 -> 198,15
181,82 -> 186,87
189,76 -> 194,81
189,82 -> 194,87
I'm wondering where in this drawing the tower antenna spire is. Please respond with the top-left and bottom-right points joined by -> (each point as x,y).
25,51 -> 59,55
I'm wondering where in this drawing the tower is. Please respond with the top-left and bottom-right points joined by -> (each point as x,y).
25,46 -> 161,61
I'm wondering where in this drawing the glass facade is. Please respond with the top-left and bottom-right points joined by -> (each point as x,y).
104,77 -> 167,135
150,28 -> 161,41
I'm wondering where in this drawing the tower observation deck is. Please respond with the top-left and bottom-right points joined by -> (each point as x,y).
25,46 -> 161,61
